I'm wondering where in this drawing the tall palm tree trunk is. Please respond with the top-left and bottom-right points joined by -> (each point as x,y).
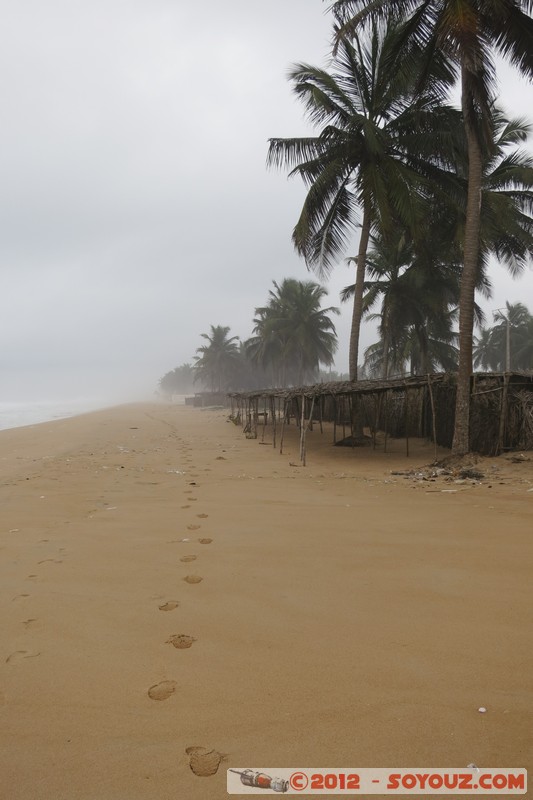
452,70 -> 484,456
419,326 -> 430,374
382,322 -> 390,379
349,200 -> 372,381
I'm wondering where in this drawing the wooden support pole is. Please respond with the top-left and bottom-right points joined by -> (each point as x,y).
342,396 -> 346,441
372,393 -> 379,450
253,398 -> 259,439
301,396 -> 315,466
498,373 -> 510,455
349,395 -> 355,447
280,401 -> 287,454
299,393 -> 306,461
427,375 -> 438,462
384,390 -> 390,453
271,396 -> 277,449
405,389 -> 410,457
261,396 -> 267,442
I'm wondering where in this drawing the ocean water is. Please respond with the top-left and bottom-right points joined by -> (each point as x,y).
0,398 -> 114,432
0,395 -> 187,433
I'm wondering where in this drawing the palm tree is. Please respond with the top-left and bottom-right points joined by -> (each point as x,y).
475,301 -> 533,371
473,327 -> 502,371
329,0 -> 533,453
246,279 -> 339,386
513,314 -> 533,370
246,305 -> 286,386
267,18 -> 448,381
193,325 -> 240,392
343,230 -> 461,376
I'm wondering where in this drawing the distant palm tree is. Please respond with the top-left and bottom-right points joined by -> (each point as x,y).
246,305 -> 285,386
246,279 -> 339,386
193,325 -> 240,392
159,363 -> 195,397
513,315 -> 533,370
474,302 -> 533,371
267,18 -> 448,380
343,231 -> 460,376
330,0 -> 533,453
473,327 -> 502,372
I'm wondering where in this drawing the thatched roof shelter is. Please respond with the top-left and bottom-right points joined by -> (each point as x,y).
228,372 -> 533,463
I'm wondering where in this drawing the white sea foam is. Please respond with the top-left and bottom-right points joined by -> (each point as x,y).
0,398 -> 113,432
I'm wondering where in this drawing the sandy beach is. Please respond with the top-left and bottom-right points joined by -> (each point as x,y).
1,403 -> 531,798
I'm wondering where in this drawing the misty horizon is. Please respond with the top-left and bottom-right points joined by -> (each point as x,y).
1,1 -> 532,404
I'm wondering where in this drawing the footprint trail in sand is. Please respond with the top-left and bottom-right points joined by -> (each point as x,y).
6,650 -> 41,664
147,680 -> 177,701
166,634 -> 195,649
158,601 -> 179,611
186,746 -> 225,776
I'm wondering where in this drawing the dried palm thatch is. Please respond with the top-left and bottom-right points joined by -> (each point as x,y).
228,372 -> 533,462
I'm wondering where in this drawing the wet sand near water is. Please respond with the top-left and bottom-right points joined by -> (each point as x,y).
0,403 -> 531,799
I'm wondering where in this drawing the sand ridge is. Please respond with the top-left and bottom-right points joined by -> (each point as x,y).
0,402 -> 531,799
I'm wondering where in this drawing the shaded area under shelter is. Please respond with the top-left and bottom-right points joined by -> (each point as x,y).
228,372 -> 533,464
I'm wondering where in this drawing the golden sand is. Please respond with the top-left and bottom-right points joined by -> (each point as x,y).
0,403 -> 531,798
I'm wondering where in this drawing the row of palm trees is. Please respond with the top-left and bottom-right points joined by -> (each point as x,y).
269,1 -> 533,454
159,287 -> 533,396
159,278 -> 342,396
159,290 -> 533,397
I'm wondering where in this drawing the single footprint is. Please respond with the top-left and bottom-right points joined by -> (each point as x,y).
188,497 -> 198,502
37,559 -> 63,564
147,680 -> 177,701
187,524 -> 200,531
215,456 -> 226,461
6,650 -> 41,664
180,554 -> 197,563
183,575 -> 203,584
181,505 -> 191,509
12,594 -> 30,601
166,634 -> 195,649
22,618 -> 37,628
186,746 -> 225,777
158,601 -> 179,612
197,514 -> 208,519
198,538 -> 213,545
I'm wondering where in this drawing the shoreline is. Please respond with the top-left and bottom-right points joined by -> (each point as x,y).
1,403 -> 531,799
0,397 -> 157,434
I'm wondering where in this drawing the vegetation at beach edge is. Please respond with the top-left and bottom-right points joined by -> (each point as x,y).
161,2 -> 533,456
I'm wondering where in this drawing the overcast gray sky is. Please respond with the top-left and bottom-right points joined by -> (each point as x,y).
1,1 -> 532,402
